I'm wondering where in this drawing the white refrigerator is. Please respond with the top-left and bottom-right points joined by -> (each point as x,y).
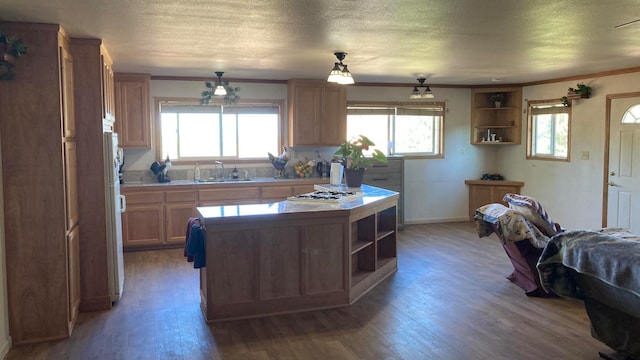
104,132 -> 125,302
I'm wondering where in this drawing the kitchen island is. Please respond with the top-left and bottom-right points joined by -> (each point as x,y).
197,184 -> 399,322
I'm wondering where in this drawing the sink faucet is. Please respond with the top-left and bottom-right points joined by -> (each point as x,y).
214,160 -> 225,180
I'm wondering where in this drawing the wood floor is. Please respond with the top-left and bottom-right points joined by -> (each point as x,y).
5,222 -> 607,360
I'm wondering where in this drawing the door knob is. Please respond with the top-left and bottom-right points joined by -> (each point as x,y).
608,181 -> 618,187
609,171 -> 616,176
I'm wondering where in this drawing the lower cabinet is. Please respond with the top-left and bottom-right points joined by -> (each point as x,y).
465,179 -> 525,219
121,181 -> 319,251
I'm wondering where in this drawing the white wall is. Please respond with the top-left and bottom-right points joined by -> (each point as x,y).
0,135 -> 12,358
500,72 -> 640,230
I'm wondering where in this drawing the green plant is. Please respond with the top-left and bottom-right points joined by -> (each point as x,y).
334,135 -> 388,170
200,81 -> 240,105
568,83 -> 592,96
489,92 -> 505,102
0,31 -> 28,80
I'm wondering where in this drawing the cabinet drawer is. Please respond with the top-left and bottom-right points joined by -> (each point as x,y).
199,187 -> 261,202
123,191 -> 164,204
261,186 -> 293,198
165,190 -> 197,203
366,161 -> 402,174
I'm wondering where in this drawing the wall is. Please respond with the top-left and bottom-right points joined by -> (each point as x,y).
0,135 -> 11,358
500,72 -> 640,229
122,79 -> 496,223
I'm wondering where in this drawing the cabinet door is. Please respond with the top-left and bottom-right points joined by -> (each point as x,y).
114,73 -> 150,148
67,225 -> 80,327
101,53 -> 115,121
166,202 -> 197,245
320,85 -> 347,146
60,45 -> 75,138
468,185 -> 494,218
289,84 -> 322,146
122,204 -> 164,248
63,141 -> 79,231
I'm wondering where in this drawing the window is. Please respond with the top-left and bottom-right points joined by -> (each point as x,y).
346,102 -> 445,158
527,100 -> 570,161
622,104 -> 640,123
156,99 -> 283,162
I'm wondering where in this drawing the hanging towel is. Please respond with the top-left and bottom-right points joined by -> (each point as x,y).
186,224 -> 206,268
184,217 -> 199,262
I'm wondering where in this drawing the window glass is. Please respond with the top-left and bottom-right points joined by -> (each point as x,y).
622,104 -> 640,123
346,103 -> 445,157
527,101 -> 570,160
157,100 -> 281,162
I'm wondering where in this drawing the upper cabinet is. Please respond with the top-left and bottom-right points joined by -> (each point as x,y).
114,72 -> 151,148
470,87 -> 522,145
287,79 -> 347,146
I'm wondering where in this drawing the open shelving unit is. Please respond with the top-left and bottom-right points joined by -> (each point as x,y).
471,87 -> 522,145
349,204 -> 398,302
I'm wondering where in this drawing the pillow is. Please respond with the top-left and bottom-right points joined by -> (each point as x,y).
502,193 -> 561,236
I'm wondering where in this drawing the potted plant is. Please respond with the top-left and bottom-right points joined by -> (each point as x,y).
562,83 -> 592,107
334,135 -> 388,187
0,31 -> 28,80
489,92 -> 506,108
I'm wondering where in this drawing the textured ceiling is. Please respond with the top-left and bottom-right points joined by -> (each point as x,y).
2,0 -> 640,85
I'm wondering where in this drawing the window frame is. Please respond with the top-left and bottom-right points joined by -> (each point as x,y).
346,100 -> 446,159
154,97 -> 285,165
526,98 -> 571,162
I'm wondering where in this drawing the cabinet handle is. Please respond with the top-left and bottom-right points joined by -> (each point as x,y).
372,178 -> 388,181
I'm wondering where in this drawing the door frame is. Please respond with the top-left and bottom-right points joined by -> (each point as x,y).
602,91 -> 640,227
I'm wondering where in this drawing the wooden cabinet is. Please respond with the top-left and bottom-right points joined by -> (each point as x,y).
287,79 -> 347,146
362,157 -> 404,229
121,181 -> 321,251
0,22 -> 80,344
165,190 -> 197,245
121,191 -> 165,248
471,87 -> 522,145
70,38 -> 116,312
114,72 -> 151,148
465,180 -> 525,219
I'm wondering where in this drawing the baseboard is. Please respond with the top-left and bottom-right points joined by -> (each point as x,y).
404,216 -> 471,225
0,335 -> 11,359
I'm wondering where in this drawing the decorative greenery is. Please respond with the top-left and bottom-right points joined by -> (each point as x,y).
334,135 -> 388,170
489,92 -> 505,103
0,31 -> 28,80
200,80 -> 240,105
562,83 -> 592,107
568,83 -> 592,96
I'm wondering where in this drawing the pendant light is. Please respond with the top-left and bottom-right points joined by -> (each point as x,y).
409,77 -> 434,99
327,52 -> 355,85
213,71 -> 227,96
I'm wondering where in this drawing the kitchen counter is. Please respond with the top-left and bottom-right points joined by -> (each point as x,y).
197,184 -> 399,322
121,176 -> 324,189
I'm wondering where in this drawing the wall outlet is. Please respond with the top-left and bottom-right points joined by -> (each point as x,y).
581,151 -> 590,160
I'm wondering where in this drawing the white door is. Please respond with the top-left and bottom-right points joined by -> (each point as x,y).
607,95 -> 640,234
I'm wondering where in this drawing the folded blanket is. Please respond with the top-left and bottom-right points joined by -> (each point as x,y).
474,203 -> 550,248
537,229 -> 640,299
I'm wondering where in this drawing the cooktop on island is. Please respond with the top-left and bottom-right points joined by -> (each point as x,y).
287,185 -> 363,202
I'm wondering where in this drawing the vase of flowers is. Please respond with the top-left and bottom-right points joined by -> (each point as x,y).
334,135 -> 388,187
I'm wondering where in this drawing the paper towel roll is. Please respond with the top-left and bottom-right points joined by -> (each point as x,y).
330,162 -> 343,185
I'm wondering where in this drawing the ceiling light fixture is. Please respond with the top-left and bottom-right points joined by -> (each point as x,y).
409,77 -> 434,99
201,71 -> 241,105
327,52 -> 355,85
213,71 -> 227,96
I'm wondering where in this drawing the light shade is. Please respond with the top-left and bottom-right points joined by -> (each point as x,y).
409,77 -> 435,99
214,84 -> 227,96
327,52 -> 355,85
